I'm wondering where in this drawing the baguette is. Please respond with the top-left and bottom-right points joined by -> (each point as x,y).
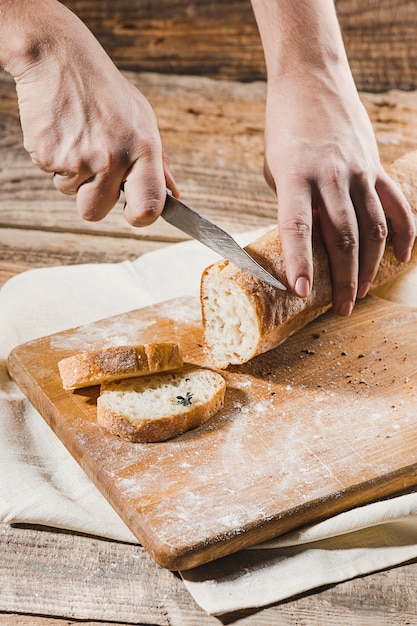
58,342 -> 183,390
200,151 -> 417,369
97,367 -> 226,443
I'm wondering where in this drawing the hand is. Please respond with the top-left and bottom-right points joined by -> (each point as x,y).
263,68 -> 416,315
4,0 -> 178,226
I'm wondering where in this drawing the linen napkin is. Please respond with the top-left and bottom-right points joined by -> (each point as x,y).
2,229 -> 417,616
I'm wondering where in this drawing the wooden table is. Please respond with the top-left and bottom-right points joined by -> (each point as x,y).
2,65 -> 417,625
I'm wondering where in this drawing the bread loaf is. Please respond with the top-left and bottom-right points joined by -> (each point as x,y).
58,342 -> 183,390
97,367 -> 226,443
201,151 -> 417,369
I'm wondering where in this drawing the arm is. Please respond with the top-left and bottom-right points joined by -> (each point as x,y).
250,0 -> 416,315
0,0 -> 178,225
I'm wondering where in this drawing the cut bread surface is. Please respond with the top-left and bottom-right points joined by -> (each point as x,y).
201,265 -> 259,368
97,367 -> 226,443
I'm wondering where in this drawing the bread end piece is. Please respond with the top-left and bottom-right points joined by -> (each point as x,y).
58,342 -> 183,390
97,367 -> 226,443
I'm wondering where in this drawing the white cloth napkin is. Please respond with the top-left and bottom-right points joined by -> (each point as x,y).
2,230 -> 417,616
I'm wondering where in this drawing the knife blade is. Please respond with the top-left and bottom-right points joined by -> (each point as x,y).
162,192 -> 286,291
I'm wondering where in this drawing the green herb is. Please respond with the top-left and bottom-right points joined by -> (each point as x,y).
176,392 -> 193,406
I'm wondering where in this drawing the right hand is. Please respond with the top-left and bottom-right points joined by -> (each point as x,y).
4,0 -> 178,226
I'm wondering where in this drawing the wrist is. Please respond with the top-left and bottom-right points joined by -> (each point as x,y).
0,0 -> 81,77
251,0 -> 353,87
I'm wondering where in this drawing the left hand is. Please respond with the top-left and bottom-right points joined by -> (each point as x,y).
263,68 -> 416,316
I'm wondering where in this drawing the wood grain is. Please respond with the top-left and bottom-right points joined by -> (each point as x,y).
0,226 -> 168,271
61,0 -> 417,91
8,295 -> 417,570
337,0 -> 417,91
2,523 -> 417,625
0,523 -> 206,626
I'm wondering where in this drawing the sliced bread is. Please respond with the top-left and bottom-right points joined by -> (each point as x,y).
58,342 -> 183,390
97,367 -> 226,443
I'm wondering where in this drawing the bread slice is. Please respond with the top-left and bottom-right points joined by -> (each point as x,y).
58,342 -> 183,390
200,150 -> 417,369
97,367 -> 226,443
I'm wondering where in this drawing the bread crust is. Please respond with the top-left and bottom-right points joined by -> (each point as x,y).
58,342 -> 183,390
201,151 -> 417,368
97,368 -> 226,443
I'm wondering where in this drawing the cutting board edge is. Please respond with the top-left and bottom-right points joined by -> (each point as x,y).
152,466 -> 417,570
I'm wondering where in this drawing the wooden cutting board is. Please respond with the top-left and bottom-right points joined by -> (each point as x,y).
7,295 -> 417,570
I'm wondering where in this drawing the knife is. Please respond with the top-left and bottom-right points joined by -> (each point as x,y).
162,192 -> 286,291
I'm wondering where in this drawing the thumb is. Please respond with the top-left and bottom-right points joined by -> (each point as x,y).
123,141 -> 166,227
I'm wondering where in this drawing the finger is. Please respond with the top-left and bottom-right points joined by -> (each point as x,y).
376,173 -> 416,263
350,183 -> 387,299
76,171 -> 122,222
318,188 -> 359,317
123,142 -> 166,227
53,170 -> 95,196
162,149 -> 180,199
276,179 -> 314,298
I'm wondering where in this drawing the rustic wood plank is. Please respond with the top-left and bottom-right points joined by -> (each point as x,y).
60,0 -> 417,91
0,193 -> 186,243
362,89 -> 417,163
3,524 -> 417,625
337,0 -> 417,91
0,227 -> 168,288
0,524 -> 217,625
62,0 -> 266,82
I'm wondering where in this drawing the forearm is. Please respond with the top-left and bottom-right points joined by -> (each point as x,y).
250,0 -> 353,85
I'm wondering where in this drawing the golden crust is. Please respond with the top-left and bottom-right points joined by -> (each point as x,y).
58,342 -> 183,390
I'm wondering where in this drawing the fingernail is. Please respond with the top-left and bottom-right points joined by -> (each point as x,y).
357,282 -> 371,299
295,277 -> 310,298
338,301 -> 353,317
